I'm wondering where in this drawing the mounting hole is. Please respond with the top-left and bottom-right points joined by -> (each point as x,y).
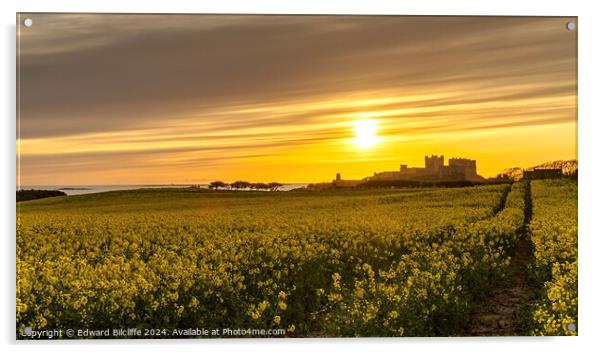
23,18 -> 33,28
566,21 -> 576,31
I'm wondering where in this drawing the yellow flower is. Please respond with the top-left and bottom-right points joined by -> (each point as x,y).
249,310 -> 260,320
273,315 -> 281,325
258,300 -> 269,313
278,301 -> 287,311
332,273 -> 342,289
355,288 -> 364,300
278,291 -> 287,301
327,293 -> 342,302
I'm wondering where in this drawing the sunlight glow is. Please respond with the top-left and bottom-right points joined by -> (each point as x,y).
352,119 -> 380,149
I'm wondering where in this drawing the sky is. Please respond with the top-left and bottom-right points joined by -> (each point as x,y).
17,14 -> 577,185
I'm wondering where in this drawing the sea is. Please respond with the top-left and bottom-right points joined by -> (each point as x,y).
18,184 -> 308,195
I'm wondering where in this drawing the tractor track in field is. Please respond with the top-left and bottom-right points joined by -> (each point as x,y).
464,181 -> 535,336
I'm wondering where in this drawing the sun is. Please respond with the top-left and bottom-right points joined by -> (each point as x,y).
352,118 -> 380,149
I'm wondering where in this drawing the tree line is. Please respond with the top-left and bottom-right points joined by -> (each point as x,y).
208,181 -> 283,191
17,189 -> 66,202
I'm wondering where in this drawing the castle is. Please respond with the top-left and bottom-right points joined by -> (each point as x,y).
365,155 -> 482,182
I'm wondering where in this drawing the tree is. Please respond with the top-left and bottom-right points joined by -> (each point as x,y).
267,182 -> 283,191
209,181 -> 228,190
17,189 -> 66,202
230,181 -> 251,190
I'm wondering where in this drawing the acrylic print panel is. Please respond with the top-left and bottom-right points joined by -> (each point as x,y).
16,14 -> 577,339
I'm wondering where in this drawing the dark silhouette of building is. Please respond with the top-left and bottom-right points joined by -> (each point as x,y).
449,158 -> 477,179
425,155 -> 444,173
366,155 -> 482,182
332,173 -> 362,187
522,168 -> 563,180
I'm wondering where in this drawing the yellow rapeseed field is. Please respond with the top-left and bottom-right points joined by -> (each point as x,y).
528,180 -> 578,336
16,181 -> 577,337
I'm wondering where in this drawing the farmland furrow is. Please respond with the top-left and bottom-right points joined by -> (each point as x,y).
465,181 -> 535,336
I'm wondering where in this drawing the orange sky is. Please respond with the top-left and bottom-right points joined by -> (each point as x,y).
17,15 -> 577,185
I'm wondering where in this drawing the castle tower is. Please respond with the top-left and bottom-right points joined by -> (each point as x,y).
425,155 -> 444,172
449,158 -> 477,179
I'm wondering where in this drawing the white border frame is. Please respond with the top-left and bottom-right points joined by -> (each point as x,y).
3,1 -> 600,352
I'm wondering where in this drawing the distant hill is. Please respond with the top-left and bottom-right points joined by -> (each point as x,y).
498,160 -> 578,181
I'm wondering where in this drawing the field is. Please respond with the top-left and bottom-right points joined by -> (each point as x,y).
528,180 -> 578,335
16,181 -> 577,337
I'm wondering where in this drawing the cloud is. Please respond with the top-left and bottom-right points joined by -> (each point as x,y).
16,14 -> 577,183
